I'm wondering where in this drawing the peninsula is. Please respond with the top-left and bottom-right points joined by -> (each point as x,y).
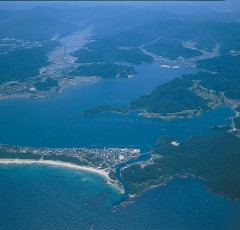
121,132 -> 240,200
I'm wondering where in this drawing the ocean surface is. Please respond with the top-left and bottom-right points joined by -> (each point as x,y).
0,165 -> 240,230
0,63 -> 239,229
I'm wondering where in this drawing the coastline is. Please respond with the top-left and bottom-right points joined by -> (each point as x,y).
0,76 -> 101,101
0,158 -> 124,194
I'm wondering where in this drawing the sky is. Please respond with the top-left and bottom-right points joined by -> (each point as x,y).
0,0 -> 239,12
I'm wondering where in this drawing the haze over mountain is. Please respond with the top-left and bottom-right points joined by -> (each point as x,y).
0,0 -> 240,12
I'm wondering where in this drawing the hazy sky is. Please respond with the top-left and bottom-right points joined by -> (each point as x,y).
0,0 -> 239,12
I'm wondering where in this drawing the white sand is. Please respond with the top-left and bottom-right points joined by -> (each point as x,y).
0,158 -> 124,193
0,158 -> 109,178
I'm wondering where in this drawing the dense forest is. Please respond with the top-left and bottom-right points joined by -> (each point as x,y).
69,63 -> 137,79
0,41 -> 58,83
122,133 -> 240,199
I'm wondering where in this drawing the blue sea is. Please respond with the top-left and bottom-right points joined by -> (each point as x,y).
0,63 -> 239,229
1,165 -> 240,230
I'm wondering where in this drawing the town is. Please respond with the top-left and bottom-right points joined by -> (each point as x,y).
0,144 -> 140,169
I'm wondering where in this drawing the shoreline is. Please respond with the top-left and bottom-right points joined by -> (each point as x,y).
0,158 -> 124,193
0,76 -> 101,101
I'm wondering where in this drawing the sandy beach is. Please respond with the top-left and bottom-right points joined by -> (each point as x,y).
0,158 -> 124,192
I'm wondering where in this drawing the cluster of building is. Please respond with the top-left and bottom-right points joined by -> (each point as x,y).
0,144 -> 140,169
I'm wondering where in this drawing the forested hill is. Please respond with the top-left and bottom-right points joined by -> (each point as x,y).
122,132 -> 240,199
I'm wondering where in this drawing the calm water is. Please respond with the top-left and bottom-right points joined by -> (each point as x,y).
0,63 -> 239,229
0,64 -> 234,149
0,165 -> 240,230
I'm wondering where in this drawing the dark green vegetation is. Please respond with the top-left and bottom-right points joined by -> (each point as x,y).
74,47 -> 153,65
0,41 -> 58,83
1,6 -> 240,96
113,21 -> 237,52
196,55 -> 240,100
74,20 -> 240,67
84,17 -> 240,201
0,6 -> 165,88
121,54 -> 240,115
86,20 -> 240,57
0,150 -> 88,166
34,77 -> 59,91
234,117 -> 240,129
74,20 -> 239,65
122,133 -> 240,199
130,77 -> 208,114
84,20 -> 240,117
70,63 -> 137,79
144,39 -> 202,59
236,106 -> 240,112
87,68 -> 227,116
